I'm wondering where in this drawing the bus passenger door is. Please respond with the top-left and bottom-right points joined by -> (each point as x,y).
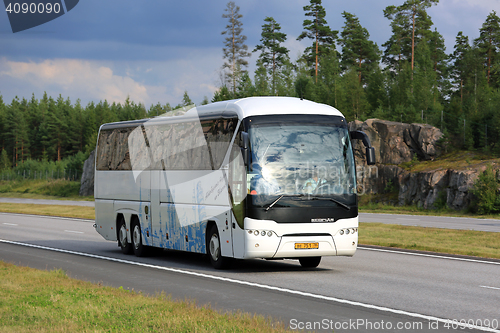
150,169 -> 162,247
228,139 -> 246,258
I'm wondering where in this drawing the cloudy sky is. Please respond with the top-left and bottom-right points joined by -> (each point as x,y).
0,0 -> 498,108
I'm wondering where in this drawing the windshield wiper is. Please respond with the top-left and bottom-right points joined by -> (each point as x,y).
291,195 -> 351,211
265,195 -> 284,211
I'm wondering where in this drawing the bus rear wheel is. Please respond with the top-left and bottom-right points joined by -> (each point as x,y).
131,219 -> 148,257
118,217 -> 132,254
299,256 -> 321,268
207,225 -> 230,269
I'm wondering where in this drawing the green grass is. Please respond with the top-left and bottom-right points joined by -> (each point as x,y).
0,179 -> 90,200
0,261 -> 289,333
398,150 -> 500,173
0,203 -> 95,220
359,222 -> 500,259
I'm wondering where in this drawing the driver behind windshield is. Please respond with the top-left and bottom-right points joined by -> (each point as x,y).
302,169 -> 327,194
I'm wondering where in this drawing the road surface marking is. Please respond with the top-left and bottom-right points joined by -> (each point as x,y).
2,223 -> 18,226
1,239 -> 499,333
64,230 -> 84,234
480,285 -> 500,291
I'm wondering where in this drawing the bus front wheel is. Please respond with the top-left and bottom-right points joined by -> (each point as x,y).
299,256 -> 321,268
207,225 -> 230,269
118,217 -> 132,255
131,219 -> 147,257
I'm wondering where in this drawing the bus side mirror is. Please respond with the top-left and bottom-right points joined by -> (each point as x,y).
350,130 -> 376,165
366,147 -> 375,165
241,132 -> 249,166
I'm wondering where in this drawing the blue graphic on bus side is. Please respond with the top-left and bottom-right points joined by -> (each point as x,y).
3,0 -> 79,33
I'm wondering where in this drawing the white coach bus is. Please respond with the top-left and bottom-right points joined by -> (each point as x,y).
94,97 -> 375,269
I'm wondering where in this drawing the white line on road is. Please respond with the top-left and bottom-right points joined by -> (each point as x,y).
2,223 -> 18,226
359,246 -> 500,266
64,230 -> 84,234
1,239 -> 499,333
396,218 -> 420,221
480,285 -> 500,291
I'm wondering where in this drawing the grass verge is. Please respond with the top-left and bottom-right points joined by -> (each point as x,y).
359,202 -> 500,219
0,179 -> 90,200
359,222 -> 500,259
0,261 -> 288,333
0,203 -> 95,220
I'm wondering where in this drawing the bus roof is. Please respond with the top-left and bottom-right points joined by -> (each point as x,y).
192,96 -> 344,120
99,97 -> 344,131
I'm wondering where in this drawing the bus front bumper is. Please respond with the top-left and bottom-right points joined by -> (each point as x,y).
242,217 -> 358,259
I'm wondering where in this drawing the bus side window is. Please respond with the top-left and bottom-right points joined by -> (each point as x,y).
228,135 -> 246,229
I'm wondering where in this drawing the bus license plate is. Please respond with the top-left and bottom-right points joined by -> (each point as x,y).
295,242 -> 319,249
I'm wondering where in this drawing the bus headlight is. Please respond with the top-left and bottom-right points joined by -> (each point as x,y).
338,228 -> 358,236
254,230 -> 259,236
261,230 -> 266,236
267,231 -> 272,237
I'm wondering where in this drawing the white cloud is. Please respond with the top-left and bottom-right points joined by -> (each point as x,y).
0,47 -> 223,107
0,58 -> 149,104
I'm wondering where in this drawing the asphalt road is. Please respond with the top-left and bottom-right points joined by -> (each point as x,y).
1,213 -> 499,332
3,197 -> 499,232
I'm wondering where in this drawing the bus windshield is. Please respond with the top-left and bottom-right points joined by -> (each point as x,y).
246,115 -> 356,207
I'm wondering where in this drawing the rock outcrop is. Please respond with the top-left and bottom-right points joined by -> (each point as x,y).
79,150 -> 95,197
350,119 -> 483,210
397,168 -> 481,209
349,119 -> 443,165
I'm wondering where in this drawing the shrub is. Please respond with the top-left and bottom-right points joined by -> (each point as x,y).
471,165 -> 500,214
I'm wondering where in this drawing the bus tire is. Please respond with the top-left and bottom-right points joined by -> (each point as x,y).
131,219 -> 148,257
207,225 -> 231,269
299,256 -> 321,268
118,216 -> 132,255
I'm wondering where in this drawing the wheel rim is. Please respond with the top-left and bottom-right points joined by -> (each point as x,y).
209,234 -> 220,262
133,225 -> 141,250
119,224 -> 127,247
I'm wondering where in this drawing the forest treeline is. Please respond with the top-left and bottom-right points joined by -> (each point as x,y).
1,0 -> 500,173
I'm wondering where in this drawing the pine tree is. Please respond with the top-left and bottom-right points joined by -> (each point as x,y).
315,51 -> 341,107
221,1 -> 251,95
274,58 -> 297,97
4,97 -> 30,166
449,32 -> 471,111
297,0 -> 338,82
340,68 -> 370,121
339,11 -> 380,84
212,86 -> 233,102
383,0 -> 438,77
474,11 -> 500,88
0,95 -> 5,151
253,17 -> 289,95
253,59 -> 270,96
412,37 -> 442,121
365,66 -> 389,113
182,91 -> 193,106
235,72 -> 255,98
0,149 -> 9,170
